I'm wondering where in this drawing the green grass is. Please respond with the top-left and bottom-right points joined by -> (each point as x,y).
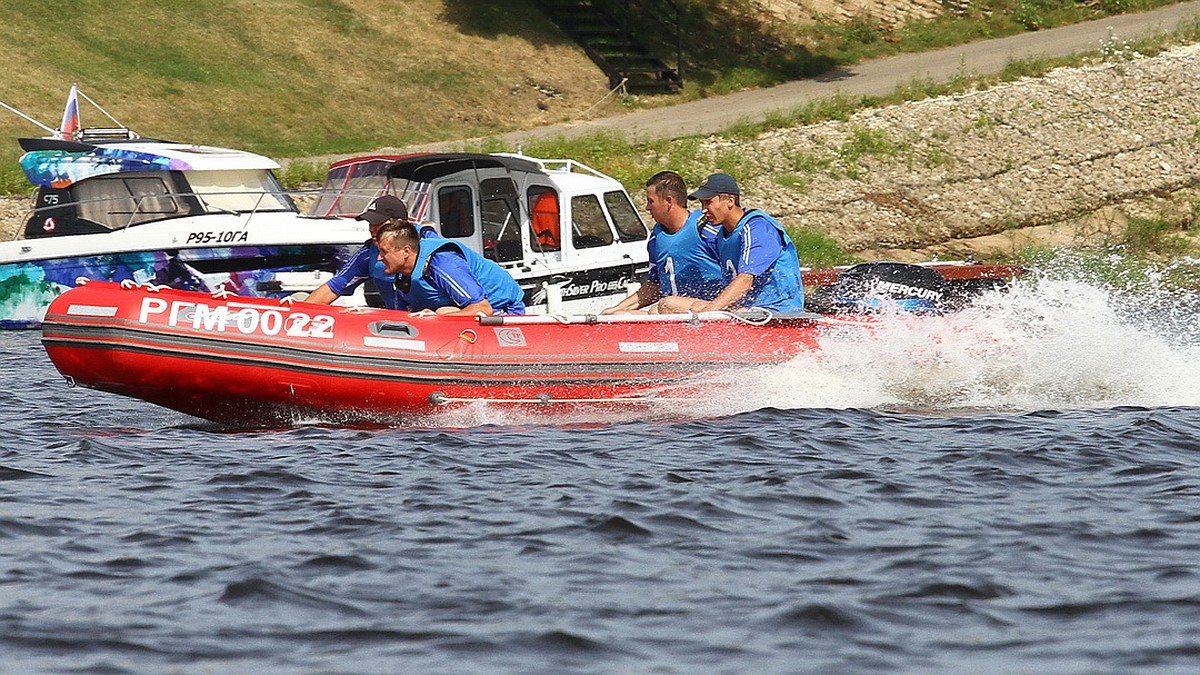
0,0 -> 604,188
1015,244 -> 1200,291
275,160 -> 328,189
4,0 -> 1200,263
3,0 -> 1192,194
1123,215 -> 1193,257
789,227 -> 859,268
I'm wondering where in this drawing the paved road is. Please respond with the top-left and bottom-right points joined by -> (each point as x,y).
401,1 -> 1200,152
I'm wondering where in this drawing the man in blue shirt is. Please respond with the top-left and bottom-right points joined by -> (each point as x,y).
375,221 -> 526,316
659,172 -> 805,313
304,195 -> 409,308
603,171 -> 723,314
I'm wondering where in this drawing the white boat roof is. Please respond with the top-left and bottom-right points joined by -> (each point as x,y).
534,168 -> 622,195
18,136 -> 282,188
90,140 -> 282,171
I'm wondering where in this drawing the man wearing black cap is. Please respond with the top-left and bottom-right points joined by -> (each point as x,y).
304,195 -> 411,308
659,172 -> 805,313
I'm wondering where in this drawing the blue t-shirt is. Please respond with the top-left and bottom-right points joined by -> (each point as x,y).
715,209 -> 805,312
326,240 -> 398,309
646,210 -> 724,299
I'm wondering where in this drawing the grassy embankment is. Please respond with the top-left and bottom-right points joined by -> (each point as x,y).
0,0 -> 612,189
0,0 -> 1195,269
501,21 -> 1200,270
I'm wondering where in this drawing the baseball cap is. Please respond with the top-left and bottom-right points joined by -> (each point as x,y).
688,173 -> 740,200
356,195 -> 409,225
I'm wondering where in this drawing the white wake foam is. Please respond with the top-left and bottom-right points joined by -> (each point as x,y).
708,259 -> 1200,415
419,254 -> 1200,426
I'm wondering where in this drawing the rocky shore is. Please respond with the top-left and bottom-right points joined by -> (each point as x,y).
727,41 -> 1200,260
4,42 -> 1200,261
0,195 -> 27,240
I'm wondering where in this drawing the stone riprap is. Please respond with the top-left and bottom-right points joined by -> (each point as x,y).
722,42 -> 1200,259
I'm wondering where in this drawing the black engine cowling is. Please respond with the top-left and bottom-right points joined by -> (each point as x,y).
809,262 -> 950,314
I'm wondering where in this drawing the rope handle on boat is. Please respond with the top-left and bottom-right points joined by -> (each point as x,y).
116,279 -> 172,293
698,307 -> 774,326
478,307 -> 786,326
429,390 -> 688,406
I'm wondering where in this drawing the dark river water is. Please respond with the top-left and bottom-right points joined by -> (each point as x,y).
3,273 -> 1200,673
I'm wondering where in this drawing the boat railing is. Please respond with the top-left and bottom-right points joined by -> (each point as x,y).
477,308 -> 826,326
502,153 -> 618,184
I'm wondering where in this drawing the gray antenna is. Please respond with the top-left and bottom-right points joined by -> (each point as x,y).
0,99 -> 57,135
77,88 -> 127,128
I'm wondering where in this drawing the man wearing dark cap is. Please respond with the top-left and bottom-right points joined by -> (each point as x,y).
659,172 -> 805,313
304,195 -> 411,308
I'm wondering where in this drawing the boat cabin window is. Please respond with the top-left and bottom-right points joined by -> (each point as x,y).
73,171 -> 198,229
570,194 -> 615,249
188,169 -> 294,213
309,159 -> 391,217
119,176 -> 179,216
604,190 -> 649,242
438,186 -> 474,238
340,161 -> 391,215
309,164 -> 349,217
480,178 -> 523,263
528,186 -> 561,253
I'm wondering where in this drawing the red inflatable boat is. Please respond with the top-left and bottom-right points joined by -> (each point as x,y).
40,260 -> 1020,426
39,281 -> 843,425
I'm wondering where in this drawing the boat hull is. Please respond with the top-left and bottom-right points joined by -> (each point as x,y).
41,281 -> 829,426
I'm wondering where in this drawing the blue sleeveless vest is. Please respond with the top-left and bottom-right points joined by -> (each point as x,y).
326,241 -> 400,309
363,241 -> 400,309
651,210 -> 724,299
716,209 -> 805,312
404,237 -> 525,314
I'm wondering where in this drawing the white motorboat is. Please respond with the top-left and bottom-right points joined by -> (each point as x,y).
0,88 -> 369,328
309,152 -> 652,313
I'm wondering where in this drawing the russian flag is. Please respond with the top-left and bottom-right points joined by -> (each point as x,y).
59,84 -> 80,139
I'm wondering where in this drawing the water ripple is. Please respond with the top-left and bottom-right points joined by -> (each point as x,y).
5,333 -> 1200,672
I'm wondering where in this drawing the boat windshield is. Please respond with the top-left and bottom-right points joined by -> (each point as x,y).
604,190 -> 649,242
187,170 -> 294,213
54,169 -> 295,232
309,160 -> 391,217
571,194 -> 616,249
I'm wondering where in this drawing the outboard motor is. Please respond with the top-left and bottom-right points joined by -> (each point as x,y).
815,262 -> 949,314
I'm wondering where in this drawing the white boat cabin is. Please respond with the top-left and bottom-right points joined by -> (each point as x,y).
18,132 -> 300,240
310,152 -> 651,313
